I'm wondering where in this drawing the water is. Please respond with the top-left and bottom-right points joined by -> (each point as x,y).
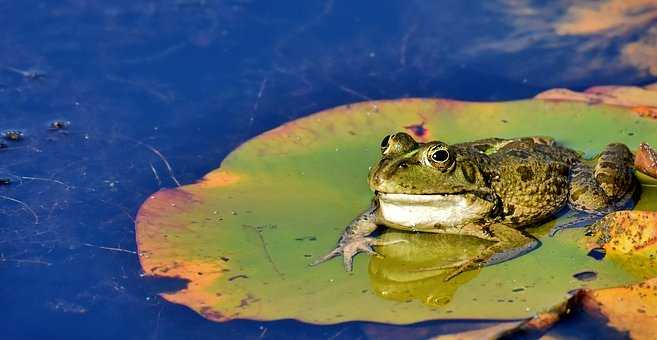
1,1 -> 655,339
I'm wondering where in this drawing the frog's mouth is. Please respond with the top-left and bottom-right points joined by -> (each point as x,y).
376,192 -> 496,229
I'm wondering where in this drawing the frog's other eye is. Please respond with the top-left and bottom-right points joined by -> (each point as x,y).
380,132 -> 418,155
380,135 -> 391,153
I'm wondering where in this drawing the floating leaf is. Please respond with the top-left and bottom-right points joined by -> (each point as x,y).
462,278 -> 657,340
136,98 -> 657,324
583,210 -> 657,279
585,211 -> 657,254
578,210 -> 657,337
535,83 -> 657,119
636,142 -> 657,178
581,277 -> 657,339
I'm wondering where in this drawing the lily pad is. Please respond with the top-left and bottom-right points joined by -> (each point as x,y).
136,98 -> 657,324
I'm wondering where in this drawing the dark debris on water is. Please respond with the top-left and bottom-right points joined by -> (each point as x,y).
49,120 -> 70,130
2,130 -> 24,141
573,271 -> 598,282
587,247 -> 606,261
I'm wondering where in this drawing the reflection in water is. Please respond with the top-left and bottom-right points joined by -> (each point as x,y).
367,173 -> 657,308
368,230 -> 493,307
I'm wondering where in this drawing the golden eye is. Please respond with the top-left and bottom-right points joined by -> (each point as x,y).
430,148 -> 450,163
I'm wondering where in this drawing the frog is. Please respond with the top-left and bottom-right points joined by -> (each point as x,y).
311,132 -> 637,280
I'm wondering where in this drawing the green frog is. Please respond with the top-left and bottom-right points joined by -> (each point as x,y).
312,132 -> 636,280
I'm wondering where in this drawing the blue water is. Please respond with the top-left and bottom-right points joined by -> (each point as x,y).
1,1 -> 654,339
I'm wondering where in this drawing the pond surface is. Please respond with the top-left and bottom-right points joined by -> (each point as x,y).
1,1 -> 656,339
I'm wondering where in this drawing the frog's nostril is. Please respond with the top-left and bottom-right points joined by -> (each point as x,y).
398,161 -> 409,169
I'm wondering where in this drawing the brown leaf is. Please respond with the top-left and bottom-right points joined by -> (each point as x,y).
635,142 -> 657,179
586,210 -> 657,254
581,278 -> 657,339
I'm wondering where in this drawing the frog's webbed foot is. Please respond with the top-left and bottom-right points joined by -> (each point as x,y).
310,237 -> 405,271
310,202 -> 407,271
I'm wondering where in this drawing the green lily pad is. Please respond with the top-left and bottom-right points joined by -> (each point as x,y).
136,98 -> 657,324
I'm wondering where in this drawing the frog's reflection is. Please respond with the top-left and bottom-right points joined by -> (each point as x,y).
368,230 -> 493,307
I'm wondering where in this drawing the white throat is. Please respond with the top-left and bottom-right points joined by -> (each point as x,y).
377,193 -> 493,229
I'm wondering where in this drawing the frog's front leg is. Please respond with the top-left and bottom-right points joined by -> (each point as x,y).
443,223 -> 539,281
311,202 -> 404,271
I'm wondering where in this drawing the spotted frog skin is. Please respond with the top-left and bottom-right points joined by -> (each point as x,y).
312,132 -> 636,280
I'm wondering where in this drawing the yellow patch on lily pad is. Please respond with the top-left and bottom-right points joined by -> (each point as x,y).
136,98 -> 657,325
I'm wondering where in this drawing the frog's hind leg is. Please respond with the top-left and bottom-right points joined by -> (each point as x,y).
593,143 -> 635,201
572,143 -> 636,211
550,143 -> 636,236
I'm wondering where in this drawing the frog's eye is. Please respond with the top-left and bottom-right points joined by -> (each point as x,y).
430,149 -> 450,163
380,135 -> 391,153
427,146 -> 453,170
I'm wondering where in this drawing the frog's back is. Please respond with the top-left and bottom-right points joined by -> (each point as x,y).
487,140 -> 578,226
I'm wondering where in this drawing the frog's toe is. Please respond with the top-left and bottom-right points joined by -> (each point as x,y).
341,238 -> 379,271
309,248 -> 341,267
342,250 -> 356,272
358,242 -> 380,257
309,239 -> 366,271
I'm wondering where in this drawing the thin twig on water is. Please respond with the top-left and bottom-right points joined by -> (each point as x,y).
0,194 -> 39,224
249,77 -> 268,129
83,243 -> 138,255
149,162 -> 162,187
258,327 -> 268,339
130,140 -> 181,187
338,84 -> 372,101
0,257 -> 52,266
19,176 -> 70,188
243,225 -> 283,278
